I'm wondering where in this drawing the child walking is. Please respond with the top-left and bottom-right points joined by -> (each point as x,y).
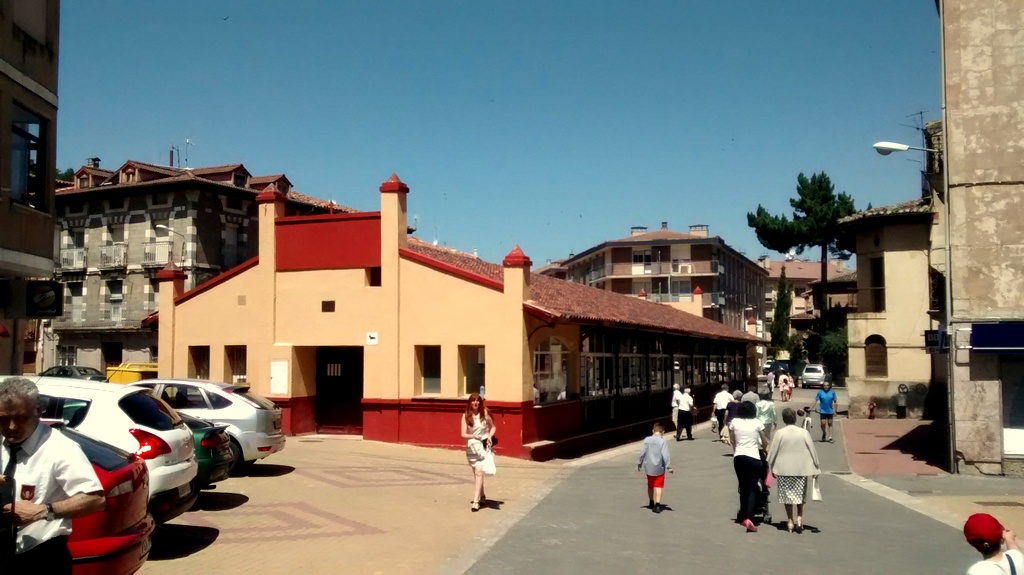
637,422 -> 673,513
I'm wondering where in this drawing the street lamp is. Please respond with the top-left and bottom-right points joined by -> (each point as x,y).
872,141 -> 938,156
872,138 -> 955,472
155,224 -> 186,267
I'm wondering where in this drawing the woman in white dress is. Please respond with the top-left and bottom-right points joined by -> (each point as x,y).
460,393 -> 496,511
767,407 -> 821,533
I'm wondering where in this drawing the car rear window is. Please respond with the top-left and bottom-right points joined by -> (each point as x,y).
230,388 -> 278,410
62,427 -> 132,472
805,367 -> 823,373
118,391 -> 182,431
76,367 -> 104,378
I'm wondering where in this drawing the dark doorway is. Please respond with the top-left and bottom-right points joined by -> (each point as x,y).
101,342 -> 123,370
315,346 -> 364,434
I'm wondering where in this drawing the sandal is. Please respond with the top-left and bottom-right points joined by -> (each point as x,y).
787,521 -> 794,533
471,501 -> 480,512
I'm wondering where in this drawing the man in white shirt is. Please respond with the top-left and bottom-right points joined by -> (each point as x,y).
712,385 -> 732,440
0,377 -> 105,573
670,384 -> 683,438
676,387 -> 695,441
766,370 -> 776,398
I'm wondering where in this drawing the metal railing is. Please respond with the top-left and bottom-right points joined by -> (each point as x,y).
51,304 -> 85,328
52,302 -> 156,329
644,292 -> 695,303
142,240 -> 173,267
701,291 -> 726,307
59,247 -> 87,271
99,243 -> 128,268
584,259 -> 721,283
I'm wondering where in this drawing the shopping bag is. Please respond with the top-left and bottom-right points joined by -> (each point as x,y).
482,449 -> 497,476
765,469 -> 775,489
811,476 -> 822,501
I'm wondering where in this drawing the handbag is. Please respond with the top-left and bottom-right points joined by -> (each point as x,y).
811,475 -> 822,501
481,448 -> 497,476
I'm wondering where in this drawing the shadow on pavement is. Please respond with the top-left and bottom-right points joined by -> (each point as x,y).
881,421 -> 948,470
481,499 -> 505,511
189,491 -> 249,512
148,524 -> 219,560
238,463 -> 295,477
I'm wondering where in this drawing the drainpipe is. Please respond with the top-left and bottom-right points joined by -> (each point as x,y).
939,0 -> 957,473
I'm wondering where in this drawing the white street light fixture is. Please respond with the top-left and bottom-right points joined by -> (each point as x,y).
872,141 -> 937,156
155,224 -> 186,267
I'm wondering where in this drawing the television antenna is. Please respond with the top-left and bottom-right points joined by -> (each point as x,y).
184,139 -> 195,168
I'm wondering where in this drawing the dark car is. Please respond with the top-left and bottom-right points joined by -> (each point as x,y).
63,426 -> 155,575
179,413 -> 233,487
764,361 -> 790,376
39,365 -> 107,382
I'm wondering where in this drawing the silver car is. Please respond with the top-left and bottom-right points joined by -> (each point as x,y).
129,379 -> 285,473
799,364 -> 830,389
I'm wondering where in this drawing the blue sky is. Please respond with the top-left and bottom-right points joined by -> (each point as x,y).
57,1 -> 940,265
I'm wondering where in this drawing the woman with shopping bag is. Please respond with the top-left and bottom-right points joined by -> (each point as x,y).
460,393 -> 497,512
766,407 -> 821,533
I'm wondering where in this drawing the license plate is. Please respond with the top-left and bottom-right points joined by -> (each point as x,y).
177,483 -> 191,498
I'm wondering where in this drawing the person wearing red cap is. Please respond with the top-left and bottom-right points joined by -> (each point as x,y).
964,512 -> 1022,574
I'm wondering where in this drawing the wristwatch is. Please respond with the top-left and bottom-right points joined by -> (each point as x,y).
46,504 -> 55,521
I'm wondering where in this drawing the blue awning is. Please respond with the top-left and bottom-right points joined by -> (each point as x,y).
971,322 -> 1024,353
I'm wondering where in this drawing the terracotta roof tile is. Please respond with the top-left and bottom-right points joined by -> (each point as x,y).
190,163 -> 249,176
250,174 -> 289,185
765,259 -> 850,280
610,229 -> 705,243
406,238 -> 760,343
838,198 -> 932,224
810,271 -> 857,285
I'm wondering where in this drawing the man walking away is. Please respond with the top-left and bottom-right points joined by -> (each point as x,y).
637,423 -> 673,513
678,387 -> 695,440
811,381 -> 838,442
766,370 -> 776,398
0,377 -> 105,573
742,386 -> 760,406
713,385 -> 732,440
670,384 -> 683,440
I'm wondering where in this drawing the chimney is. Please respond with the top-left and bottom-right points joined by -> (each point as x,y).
630,226 -> 648,237
661,221 -> 668,230
169,148 -> 174,167
688,224 -> 709,238
155,263 -> 188,377
87,157 -> 101,168
502,245 -> 533,403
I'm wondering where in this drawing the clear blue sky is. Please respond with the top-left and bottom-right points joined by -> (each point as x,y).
57,1 -> 940,265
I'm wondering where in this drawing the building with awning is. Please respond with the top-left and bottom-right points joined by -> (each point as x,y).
155,175 -> 762,459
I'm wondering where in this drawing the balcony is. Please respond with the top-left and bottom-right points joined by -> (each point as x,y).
142,240 -> 173,267
51,302 -> 153,330
51,304 -> 85,328
701,291 -> 726,308
99,243 -> 128,269
644,292 -> 695,303
583,260 -> 721,284
59,247 -> 87,271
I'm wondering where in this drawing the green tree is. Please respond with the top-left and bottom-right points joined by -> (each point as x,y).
747,172 -> 857,326
55,167 -> 75,181
770,267 -> 792,351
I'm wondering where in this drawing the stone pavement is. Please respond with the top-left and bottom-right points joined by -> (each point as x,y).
139,436 -> 566,575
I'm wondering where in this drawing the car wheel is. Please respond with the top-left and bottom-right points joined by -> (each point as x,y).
228,438 -> 245,475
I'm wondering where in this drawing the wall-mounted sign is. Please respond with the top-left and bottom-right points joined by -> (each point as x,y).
924,328 -> 948,354
366,332 -> 379,346
4,280 -> 64,318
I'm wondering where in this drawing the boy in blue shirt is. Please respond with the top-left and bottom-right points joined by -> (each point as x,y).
811,381 -> 838,442
637,422 -> 673,513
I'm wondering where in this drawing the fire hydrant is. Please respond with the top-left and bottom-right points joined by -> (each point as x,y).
867,400 -> 877,420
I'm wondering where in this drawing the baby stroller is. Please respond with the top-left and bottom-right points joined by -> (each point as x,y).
753,452 -> 772,525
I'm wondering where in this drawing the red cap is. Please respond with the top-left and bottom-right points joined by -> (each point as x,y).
964,513 -> 1004,545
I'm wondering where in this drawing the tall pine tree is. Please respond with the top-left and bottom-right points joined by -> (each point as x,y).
747,172 -> 856,328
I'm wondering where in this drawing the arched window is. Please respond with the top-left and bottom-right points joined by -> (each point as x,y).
865,335 -> 888,378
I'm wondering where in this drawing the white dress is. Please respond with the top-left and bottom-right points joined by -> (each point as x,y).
465,414 -> 489,467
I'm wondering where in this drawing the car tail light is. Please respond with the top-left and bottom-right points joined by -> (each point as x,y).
129,428 -> 172,460
109,479 -> 133,497
200,433 -> 226,449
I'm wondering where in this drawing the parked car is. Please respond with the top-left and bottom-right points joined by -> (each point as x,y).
764,361 -> 790,376
130,379 -> 285,473
35,377 -> 199,523
38,365 -> 107,382
179,413 -> 233,487
799,364 -> 831,389
63,425 -> 155,575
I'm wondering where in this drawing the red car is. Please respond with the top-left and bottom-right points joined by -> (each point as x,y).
63,426 -> 155,575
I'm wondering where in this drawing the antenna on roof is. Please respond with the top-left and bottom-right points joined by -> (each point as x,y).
184,139 -> 195,169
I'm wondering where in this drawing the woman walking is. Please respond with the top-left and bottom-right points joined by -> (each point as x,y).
729,401 -> 768,532
767,407 -> 821,533
460,393 -> 496,512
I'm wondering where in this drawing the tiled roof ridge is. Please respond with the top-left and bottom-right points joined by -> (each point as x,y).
838,197 -> 932,225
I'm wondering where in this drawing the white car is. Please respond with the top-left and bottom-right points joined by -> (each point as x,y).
129,379 -> 285,472
32,377 -> 199,523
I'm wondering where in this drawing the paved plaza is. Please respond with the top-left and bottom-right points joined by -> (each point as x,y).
139,390 -> 1024,574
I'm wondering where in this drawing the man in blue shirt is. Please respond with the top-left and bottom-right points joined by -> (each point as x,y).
811,381 -> 838,443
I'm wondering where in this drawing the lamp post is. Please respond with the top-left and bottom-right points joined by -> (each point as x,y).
873,138 -> 956,473
155,224 -> 186,268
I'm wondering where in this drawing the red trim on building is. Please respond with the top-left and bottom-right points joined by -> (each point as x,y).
255,185 -> 287,203
276,213 -> 382,271
502,245 -> 532,268
379,173 -> 409,194
155,265 -> 186,281
399,249 -> 504,291
174,257 -> 259,305
524,303 -> 559,324
270,395 -> 316,435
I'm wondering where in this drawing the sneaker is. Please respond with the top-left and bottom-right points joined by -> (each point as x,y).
648,500 -> 655,509
821,434 -> 827,442
828,437 -> 835,443
653,504 -> 663,514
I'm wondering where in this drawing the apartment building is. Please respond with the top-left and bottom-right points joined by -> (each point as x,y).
43,158 -> 338,371
561,223 -> 767,332
0,1 -> 60,375
759,257 -> 850,330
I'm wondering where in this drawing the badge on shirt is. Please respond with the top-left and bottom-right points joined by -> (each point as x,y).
20,484 -> 35,501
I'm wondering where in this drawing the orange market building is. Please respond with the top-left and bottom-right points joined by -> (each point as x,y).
155,175 -> 762,459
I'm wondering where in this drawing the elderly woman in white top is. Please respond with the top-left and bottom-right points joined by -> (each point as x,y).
767,407 -> 821,533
